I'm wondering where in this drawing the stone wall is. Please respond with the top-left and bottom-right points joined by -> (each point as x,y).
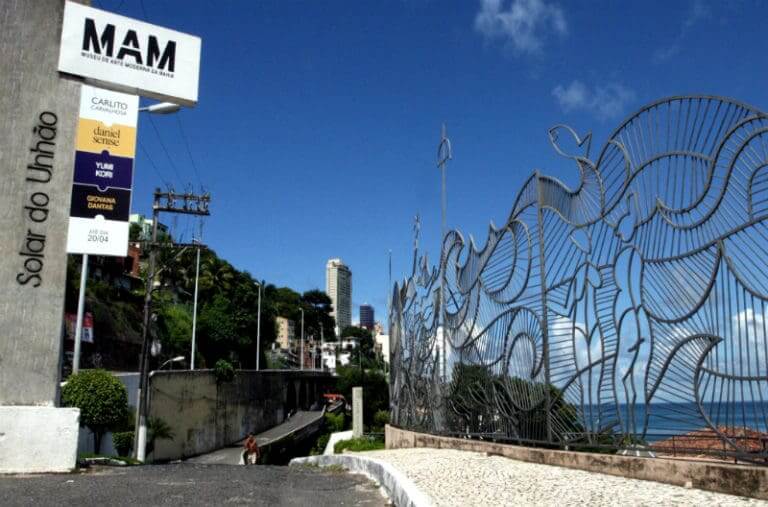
148,370 -> 333,461
385,425 -> 768,501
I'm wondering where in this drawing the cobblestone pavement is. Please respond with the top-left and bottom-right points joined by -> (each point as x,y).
360,448 -> 767,506
0,464 -> 386,506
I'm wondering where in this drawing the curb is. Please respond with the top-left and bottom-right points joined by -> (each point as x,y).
290,454 -> 433,507
323,430 -> 353,455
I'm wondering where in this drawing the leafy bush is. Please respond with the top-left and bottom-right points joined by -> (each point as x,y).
213,359 -> 235,383
334,436 -> 385,454
112,431 -> 134,457
335,366 -> 389,428
146,416 -> 175,457
372,410 -> 389,431
311,433 -> 331,455
325,412 -> 345,433
61,369 -> 128,453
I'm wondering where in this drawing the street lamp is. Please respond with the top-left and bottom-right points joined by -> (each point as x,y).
159,356 -> 185,370
138,102 -> 180,114
254,280 -> 262,370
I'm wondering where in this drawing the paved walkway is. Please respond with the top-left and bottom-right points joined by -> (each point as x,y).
186,410 -> 324,465
358,448 -> 767,506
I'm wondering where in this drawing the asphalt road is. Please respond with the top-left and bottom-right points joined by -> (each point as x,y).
0,464 -> 387,506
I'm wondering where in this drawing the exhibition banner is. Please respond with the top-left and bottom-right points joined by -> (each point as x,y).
66,85 -> 138,256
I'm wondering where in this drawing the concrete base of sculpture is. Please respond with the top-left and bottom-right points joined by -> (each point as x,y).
0,407 -> 80,474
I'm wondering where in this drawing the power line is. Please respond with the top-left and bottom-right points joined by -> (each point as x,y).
175,114 -> 204,189
138,140 -> 170,187
147,115 -> 186,184
137,0 -> 202,192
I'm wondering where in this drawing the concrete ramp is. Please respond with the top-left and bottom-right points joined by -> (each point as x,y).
186,410 -> 325,465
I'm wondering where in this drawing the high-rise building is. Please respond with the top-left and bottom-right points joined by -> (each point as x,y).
326,258 -> 352,335
360,304 -> 374,330
275,316 -> 295,350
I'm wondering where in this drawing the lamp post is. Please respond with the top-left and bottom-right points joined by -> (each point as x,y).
254,280 -> 262,370
300,308 -> 305,370
71,254 -> 89,374
159,356 -> 185,370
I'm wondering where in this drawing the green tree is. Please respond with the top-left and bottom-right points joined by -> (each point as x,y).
155,296 -> 193,357
302,289 -> 337,341
61,370 -> 128,453
336,366 -> 389,428
342,326 -> 380,368
129,223 -> 143,241
446,363 -> 584,443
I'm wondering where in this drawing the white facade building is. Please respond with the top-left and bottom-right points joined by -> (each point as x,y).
326,258 -> 352,335
375,332 -> 390,364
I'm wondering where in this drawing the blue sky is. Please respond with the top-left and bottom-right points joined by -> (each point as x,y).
97,0 -> 768,325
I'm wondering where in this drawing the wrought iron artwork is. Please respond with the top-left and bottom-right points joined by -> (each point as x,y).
390,96 -> 768,463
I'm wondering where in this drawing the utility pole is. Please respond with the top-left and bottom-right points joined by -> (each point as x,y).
190,242 -> 201,371
135,188 -> 210,462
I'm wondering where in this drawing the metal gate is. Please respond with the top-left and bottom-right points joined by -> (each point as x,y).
390,96 -> 768,463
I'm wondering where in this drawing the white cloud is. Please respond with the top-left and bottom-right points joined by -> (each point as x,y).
653,0 -> 710,63
552,81 -> 636,121
474,0 -> 567,55
652,45 -> 680,64
683,0 -> 710,32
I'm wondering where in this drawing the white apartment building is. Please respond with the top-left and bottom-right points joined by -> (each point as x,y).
375,332 -> 390,364
326,258 -> 352,335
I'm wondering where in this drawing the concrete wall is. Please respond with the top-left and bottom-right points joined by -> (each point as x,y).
385,425 -> 768,501
0,407 -> 80,473
148,370 -> 333,461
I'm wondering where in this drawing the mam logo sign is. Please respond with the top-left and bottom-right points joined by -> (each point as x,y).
58,1 -> 201,106
82,18 -> 177,74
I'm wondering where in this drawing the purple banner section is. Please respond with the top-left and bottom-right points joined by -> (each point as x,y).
73,150 -> 133,191
70,184 -> 131,221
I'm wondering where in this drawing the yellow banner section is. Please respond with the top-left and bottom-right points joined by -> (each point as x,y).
76,118 -> 137,158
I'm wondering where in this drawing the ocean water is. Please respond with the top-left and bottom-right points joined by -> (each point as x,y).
582,401 -> 768,442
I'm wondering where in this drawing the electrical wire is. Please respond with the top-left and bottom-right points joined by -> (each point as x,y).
175,114 -> 205,189
147,115 -> 186,184
138,141 -> 170,187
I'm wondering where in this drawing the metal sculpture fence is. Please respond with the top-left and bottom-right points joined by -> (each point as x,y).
389,96 -> 768,463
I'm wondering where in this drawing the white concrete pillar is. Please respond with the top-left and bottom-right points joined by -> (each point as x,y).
352,386 -> 363,438
0,0 -> 83,474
